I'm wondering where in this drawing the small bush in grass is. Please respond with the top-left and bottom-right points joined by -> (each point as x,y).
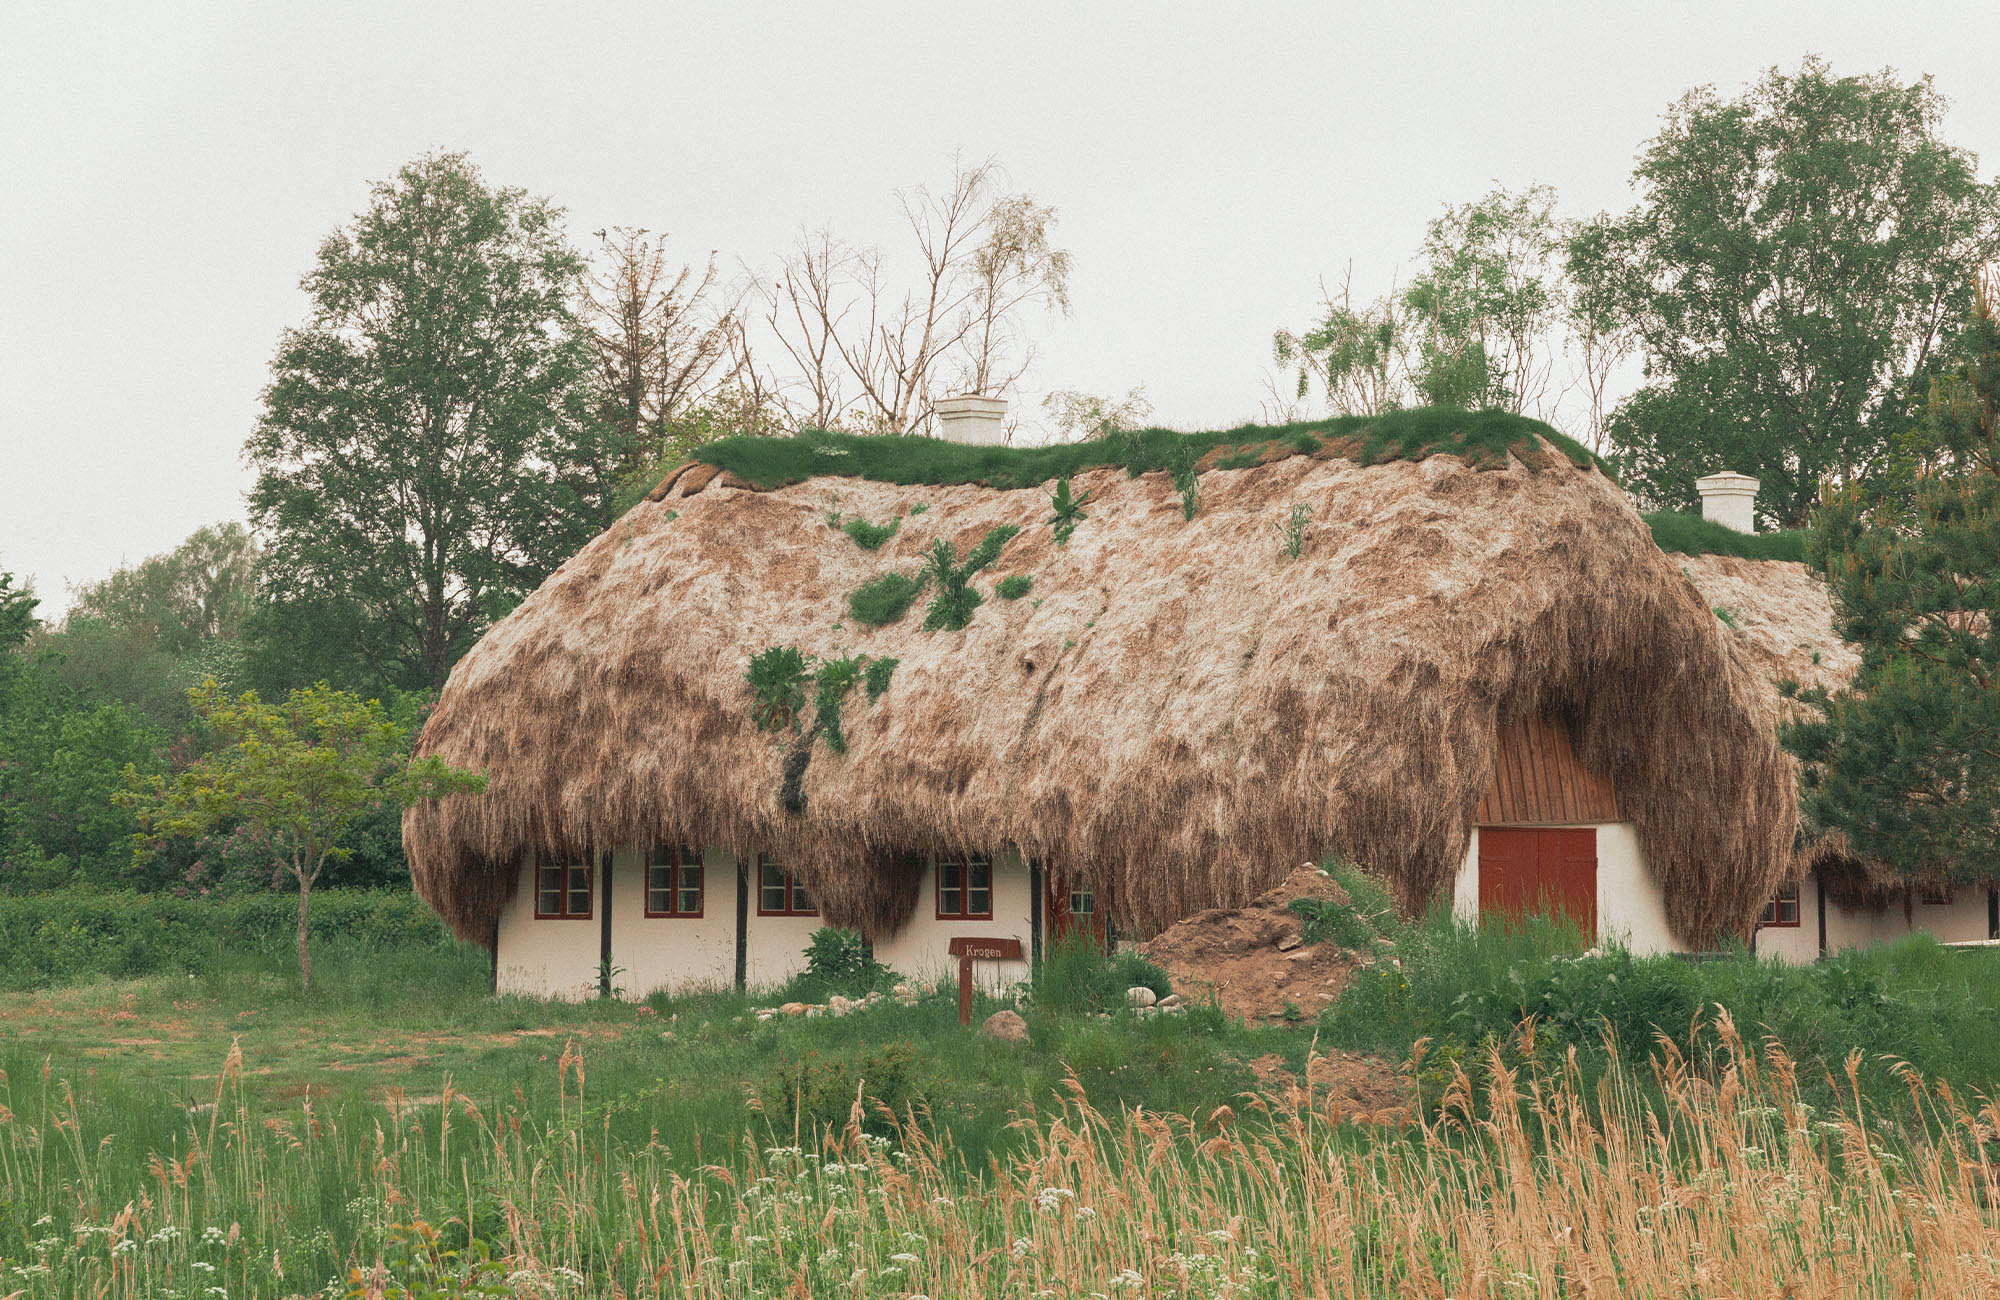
995,574 -> 1033,600
757,1040 -> 924,1137
841,516 -> 900,550
849,572 -> 926,626
781,926 -> 895,1001
1034,934 -> 1172,1014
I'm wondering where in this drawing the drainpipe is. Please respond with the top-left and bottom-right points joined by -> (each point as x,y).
1816,872 -> 1827,958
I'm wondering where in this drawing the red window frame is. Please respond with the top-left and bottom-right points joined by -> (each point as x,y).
1758,881 -> 1800,928
645,845 -> 705,918
534,854 -> 594,920
756,856 -> 818,917
936,853 -> 994,921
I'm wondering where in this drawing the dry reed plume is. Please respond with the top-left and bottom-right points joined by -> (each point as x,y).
6,1017 -> 2000,1297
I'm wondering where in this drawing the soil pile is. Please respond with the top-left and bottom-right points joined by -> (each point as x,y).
1140,866 -> 1371,1022
1243,1052 -> 1412,1124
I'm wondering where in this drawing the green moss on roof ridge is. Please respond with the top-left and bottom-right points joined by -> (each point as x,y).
1643,510 -> 1809,562
688,407 -> 1608,492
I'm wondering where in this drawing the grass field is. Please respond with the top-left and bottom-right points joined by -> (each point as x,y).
5,901 -> 2000,1297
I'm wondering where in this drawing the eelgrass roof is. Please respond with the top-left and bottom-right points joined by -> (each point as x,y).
406,412 -> 1796,948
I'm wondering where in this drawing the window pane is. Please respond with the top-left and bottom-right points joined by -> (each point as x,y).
792,882 -> 815,913
968,888 -> 991,917
677,888 -> 698,914
539,887 -> 562,915
940,887 -> 962,916
940,861 -> 962,891
1071,890 -> 1093,915
969,859 -> 991,891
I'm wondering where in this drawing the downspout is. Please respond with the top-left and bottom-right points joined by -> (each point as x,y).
1029,860 -> 1044,976
599,850 -> 614,999
734,854 -> 749,991
1988,887 -> 1997,941
1816,871 -> 1827,958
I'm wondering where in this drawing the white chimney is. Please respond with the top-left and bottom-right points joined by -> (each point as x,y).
1694,470 -> 1759,533
933,394 -> 1008,445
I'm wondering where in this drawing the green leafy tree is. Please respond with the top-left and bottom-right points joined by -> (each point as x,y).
122,682 -> 484,987
0,565 -> 36,652
247,152 -> 616,694
1783,280 -> 2000,883
1574,58 -> 2000,525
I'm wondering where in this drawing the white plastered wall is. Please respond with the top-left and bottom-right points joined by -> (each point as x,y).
1759,877 -> 1995,964
871,851 -> 1034,992
495,849 -> 601,1001
1451,823 -> 1679,957
613,845 -> 739,996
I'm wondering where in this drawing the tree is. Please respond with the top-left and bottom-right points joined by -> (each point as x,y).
1573,58 -> 2000,525
247,152 -> 614,695
122,682 -> 484,988
1783,276 -> 2000,884
68,523 -> 256,655
0,565 -> 36,652
1402,184 -> 1567,414
1273,266 -> 1411,417
1041,386 -> 1153,441
579,227 -> 745,476
761,160 -> 1070,433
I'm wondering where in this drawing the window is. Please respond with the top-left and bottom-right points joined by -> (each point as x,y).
535,854 -> 593,919
1919,881 -> 1955,906
1758,881 -> 1800,928
757,857 -> 817,916
646,845 -> 705,917
936,853 -> 993,920
1068,886 -> 1095,917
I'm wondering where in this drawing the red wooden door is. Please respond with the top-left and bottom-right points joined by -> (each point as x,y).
1477,827 -> 1597,940
1045,870 -> 1108,950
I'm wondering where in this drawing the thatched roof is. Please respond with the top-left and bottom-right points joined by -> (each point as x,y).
406,421 -> 1797,949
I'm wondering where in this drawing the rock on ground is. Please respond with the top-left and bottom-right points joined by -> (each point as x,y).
979,1010 -> 1029,1043
1140,866 -> 1367,1023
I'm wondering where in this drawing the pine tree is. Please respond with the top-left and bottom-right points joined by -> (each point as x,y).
1783,278 -> 2000,884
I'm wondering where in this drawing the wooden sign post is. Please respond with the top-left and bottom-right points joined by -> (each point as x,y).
947,936 -> 1023,1025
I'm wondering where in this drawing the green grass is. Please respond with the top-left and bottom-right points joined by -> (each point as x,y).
1644,508 -> 1809,560
691,408 -> 1608,491
840,516 -> 900,550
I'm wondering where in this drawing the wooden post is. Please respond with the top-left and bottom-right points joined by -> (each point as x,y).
947,936 -> 1023,1026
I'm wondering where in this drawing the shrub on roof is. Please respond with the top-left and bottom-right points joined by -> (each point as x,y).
849,573 -> 926,627
841,516 -> 900,550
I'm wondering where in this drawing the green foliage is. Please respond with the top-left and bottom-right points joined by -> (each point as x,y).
1784,287 -> 2000,884
0,564 -> 36,651
862,657 -> 898,701
756,1040 -> 925,1138
746,646 -> 811,731
848,572 -> 927,627
840,516 -> 901,550
920,526 -> 1019,632
781,926 -> 896,1002
0,888 -> 460,989
691,409 -> 1606,491
67,523 -> 257,656
1275,500 -> 1312,559
1574,58 -> 2000,527
1642,510 -> 1809,560
1169,443 -> 1201,519
1291,860 -> 1398,948
810,655 -> 866,754
247,151 -> 614,695
1033,933 -> 1172,1015
995,574 -> 1033,600
118,681 -> 484,987
347,1220 -> 513,1299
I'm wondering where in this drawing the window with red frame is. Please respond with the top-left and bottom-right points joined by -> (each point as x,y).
535,854 -> 593,919
646,845 -> 704,917
936,853 -> 993,920
1758,881 -> 1800,927
757,857 -> 817,916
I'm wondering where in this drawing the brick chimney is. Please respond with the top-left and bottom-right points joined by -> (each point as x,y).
933,394 -> 1008,445
1694,470 -> 1759,533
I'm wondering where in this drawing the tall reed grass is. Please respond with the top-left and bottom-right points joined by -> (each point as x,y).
5,1013 -> 1999,1298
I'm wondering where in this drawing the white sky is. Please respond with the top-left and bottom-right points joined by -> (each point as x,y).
4,1 -> 1997,612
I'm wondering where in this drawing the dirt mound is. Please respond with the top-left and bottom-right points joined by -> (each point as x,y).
1243,1052 -> 1412,1124
1140,866 -> 1368,1022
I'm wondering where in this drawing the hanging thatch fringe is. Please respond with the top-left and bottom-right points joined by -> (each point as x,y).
405,439 -> 1798,949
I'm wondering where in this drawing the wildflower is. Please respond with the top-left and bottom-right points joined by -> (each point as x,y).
891,1252 -> 920,1264
1076,1206 -> 1098,1221
1012,1237 -> 1035,1259
1111,1270 -> 1145,1290
1035,1186 -> 1076,1211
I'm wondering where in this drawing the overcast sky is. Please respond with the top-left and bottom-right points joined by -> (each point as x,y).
4,1 -> 1997,612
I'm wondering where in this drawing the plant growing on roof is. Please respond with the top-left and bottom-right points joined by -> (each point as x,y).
921,525 -> 1021,632
1046,476 -> 1092,545
849,571 -> 927,626
811,654 -> 867,754
996,574 -> 1033,600
746,646 -> 811,731
863,657 -> 898,701
1275,500 -> 1312,559
841,516 -> 900,550
1169,443 -> 1201,520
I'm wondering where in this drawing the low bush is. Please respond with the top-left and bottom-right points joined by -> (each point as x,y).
995,574 -> 1033,600
776,926 -> 897,1003
1033,934 -> 1172,1014
0,889 -> 463,989
756,1039 -> 926,1137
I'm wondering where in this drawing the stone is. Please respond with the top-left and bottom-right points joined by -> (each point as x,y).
1127,986 -> 1159,1009
1275,933 -> 1303,952
778,1002 -> 807,1017
979,1009 -> 1029,1043
1158,993 -> 1183,1008
892,984 -> 911,998
828,995 -> 854,1016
